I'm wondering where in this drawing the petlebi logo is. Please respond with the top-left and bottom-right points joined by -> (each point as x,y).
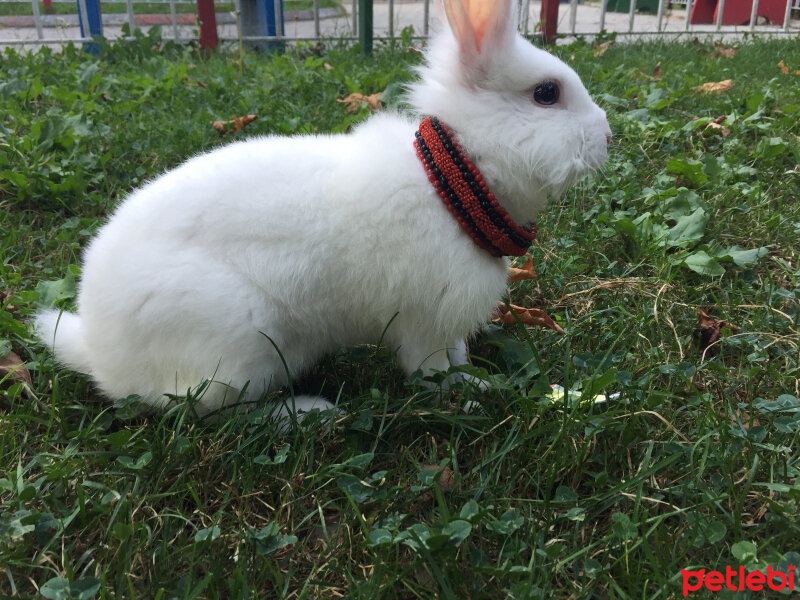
681,543 -> 798,597
681,565 -> 796,596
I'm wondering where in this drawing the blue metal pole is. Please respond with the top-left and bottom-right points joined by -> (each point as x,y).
241,0 -> 284,52
76,0 -> 103,53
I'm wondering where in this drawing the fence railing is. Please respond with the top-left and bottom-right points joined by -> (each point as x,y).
1,0 -> 798,48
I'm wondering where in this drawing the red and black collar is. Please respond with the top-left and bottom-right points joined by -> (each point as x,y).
414,117 -> 536,258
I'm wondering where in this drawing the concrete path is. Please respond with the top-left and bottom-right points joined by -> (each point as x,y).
1,1 -> 797,49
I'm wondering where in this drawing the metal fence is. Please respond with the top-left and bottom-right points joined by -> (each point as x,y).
1,0 -> 798,48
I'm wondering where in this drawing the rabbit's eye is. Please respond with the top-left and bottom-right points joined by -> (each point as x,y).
533,81 -> 560,106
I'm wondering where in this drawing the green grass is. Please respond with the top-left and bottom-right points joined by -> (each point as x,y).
0,0 -> 340,17
1,32 -> 799,599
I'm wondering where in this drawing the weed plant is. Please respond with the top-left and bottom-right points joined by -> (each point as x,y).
1,30 -> 799,598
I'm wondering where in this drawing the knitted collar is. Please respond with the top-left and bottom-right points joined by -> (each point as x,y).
414,117 -> 536,258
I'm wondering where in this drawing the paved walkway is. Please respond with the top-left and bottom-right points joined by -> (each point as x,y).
1,1 -> 797,49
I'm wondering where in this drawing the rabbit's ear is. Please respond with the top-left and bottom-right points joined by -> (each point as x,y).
442,0 -> 516,78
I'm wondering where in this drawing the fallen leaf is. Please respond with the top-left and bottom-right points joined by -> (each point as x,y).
652,61 -> 662,80
491,303 -> 564,334
698,309 -> 739,355
337,92 -> 382,113
211,114 -> 258,136
703,116 -> 730,137
420,465 -> 455,492
0,351 -> 32,384
639,60 -> 662,80
710,42 -> 738,59
704,122 -> 730,137
184,76 -> 207,88
593,40 -> 615,58
692,79 -> 732,94
508,254 -> 536,283
777,60 -> 800,75
0,290 -> 19,312
323,62 -> 333,70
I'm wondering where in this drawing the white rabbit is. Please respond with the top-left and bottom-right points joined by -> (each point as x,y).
35,0 -> 611,420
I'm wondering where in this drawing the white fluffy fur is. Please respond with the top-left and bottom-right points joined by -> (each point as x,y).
35,0 -> 610,420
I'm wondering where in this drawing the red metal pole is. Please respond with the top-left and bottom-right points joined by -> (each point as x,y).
540,0 -> 559,44
196,0 -> 218,50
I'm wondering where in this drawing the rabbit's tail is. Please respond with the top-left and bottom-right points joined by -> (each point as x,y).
35,310 -> 94,375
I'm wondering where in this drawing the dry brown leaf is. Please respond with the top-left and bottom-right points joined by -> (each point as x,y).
704,122 -> 730,137
508,254 -> 536,283
693,79 -> 732,94
337,92 -> 382,113
710,42 -> 738,59
211,114 -> 258,136
420,465 -> 455,492
703,116 -> 730,137
0,351 -> 32,385
698,309 -> 739,355
0,290 -> 19,312
638,60 -> 663,81
593,40 -> 615,58
652,61 -> 662,80
491,303 -> 564,334
777,60 -> 800,75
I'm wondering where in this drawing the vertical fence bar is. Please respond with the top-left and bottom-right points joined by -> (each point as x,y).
125,0 -> 135,34
423,0 -> 430,36
684,0 -> 693,30
749,0 -> 759,29
600,0 -> 608,31
569,0 -> 578,34
169,0 -> 178,39
388,0 -> 394,37
656,0 -> 665,31
30,0 -> 44,40
627,0 -> 636,32
715,0 -> 724,30
313,0 -> 320,37
541,0 -> 559,43
274,0 -> 283,36
358,0 -> 372,53
352,0 -> 357,36
77,0 -> 90,36
783,0 -> 792,30
197,0 -> 218,49
522,0 -> 531,34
